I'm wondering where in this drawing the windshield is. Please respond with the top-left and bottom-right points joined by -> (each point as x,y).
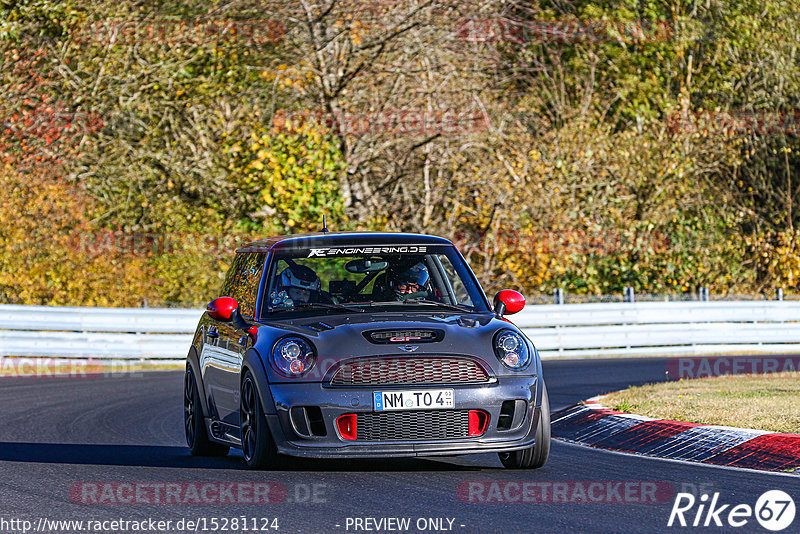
262,244 -> 489,314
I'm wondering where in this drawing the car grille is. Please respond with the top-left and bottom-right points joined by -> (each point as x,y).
329,357 -> 491,386
356,410 -> 470,441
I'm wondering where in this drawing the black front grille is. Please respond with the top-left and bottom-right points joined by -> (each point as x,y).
330,357 -> 491,386
356,410 -> 470,441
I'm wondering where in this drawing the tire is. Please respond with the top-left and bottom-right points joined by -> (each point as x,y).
184,365 -> 230,457
498,382 -> 551,469
240,370 -> 279,469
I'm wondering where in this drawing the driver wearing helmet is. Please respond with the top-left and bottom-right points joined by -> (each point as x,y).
388,262 -> 430,301
269,264 -> 321,307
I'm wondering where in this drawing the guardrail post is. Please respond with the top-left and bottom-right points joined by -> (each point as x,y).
554,288 -> 564,305
623,287 -> 635,303
700,287 -> 710,301
776,288 -> 784,301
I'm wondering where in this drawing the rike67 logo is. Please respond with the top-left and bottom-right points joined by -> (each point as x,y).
668,490 -> 795,531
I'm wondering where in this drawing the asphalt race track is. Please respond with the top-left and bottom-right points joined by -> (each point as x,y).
0,358 -> 797,533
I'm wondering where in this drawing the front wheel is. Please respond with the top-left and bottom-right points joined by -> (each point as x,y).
498,382 -> 550,469
240,371 -> 279,469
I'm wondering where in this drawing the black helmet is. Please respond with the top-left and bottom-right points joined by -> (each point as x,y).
390,262 -> 429,289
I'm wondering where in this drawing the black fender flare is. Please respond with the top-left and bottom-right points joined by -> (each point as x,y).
185,344 -> 212,418
241,348 -> 277,415
531,345 -> 547,431
533,345 -> 545,408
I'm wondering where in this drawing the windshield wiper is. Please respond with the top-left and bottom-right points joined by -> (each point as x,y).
284,302 -> 366,313
400,299 -> 473,312
314,300 -> 474,313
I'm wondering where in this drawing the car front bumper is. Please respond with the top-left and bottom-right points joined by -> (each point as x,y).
264,376 -> 542,458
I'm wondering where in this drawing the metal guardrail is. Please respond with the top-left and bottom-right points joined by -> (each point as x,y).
1,301 -> 800,360
0,305 -> 201,360
513,301 -> 800,357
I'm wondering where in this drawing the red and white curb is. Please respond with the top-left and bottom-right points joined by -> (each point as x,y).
551,397 -> 800,473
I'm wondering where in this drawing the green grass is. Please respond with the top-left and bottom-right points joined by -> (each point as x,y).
603,374 -> 800,433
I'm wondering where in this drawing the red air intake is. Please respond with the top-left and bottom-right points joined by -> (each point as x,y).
468,410 -> 489,436
336,414 -> 357,440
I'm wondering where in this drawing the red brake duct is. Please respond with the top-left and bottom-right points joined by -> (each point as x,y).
337,414 -> 357,440
468,410 -> 489,436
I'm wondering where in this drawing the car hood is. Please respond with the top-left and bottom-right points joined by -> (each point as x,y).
253,310 -> 528,380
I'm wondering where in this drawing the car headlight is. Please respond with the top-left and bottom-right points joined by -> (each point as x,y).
272,337 -> 316,376
493,330 -> 530,370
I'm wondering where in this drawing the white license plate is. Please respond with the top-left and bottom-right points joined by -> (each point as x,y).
373,389 -> 454,411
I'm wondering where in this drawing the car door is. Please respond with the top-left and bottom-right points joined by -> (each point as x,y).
200,253 -> 245,423
213,252 -> 266,426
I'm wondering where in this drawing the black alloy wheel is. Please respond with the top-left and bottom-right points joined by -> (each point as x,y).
240,371 -> 279,469
184,365 -> 229,457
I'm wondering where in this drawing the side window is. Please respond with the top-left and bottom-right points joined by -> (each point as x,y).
438,254 -> 473,307
220,253 -> 245,297
230,253 -> 266,318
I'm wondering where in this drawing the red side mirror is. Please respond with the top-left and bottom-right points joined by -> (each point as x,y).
207,296 -> 239,322
494,290 -> 525,316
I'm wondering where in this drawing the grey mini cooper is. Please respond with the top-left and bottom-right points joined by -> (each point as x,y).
184,232 -> 550,469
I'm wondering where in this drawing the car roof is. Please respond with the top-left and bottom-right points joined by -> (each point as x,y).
236,231 -> 454,253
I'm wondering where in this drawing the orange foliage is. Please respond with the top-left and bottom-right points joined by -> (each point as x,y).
0,166 -> 157,306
